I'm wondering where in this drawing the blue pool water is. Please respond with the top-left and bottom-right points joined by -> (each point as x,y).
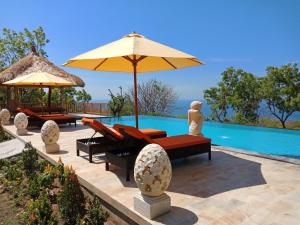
99,116 -> 300,159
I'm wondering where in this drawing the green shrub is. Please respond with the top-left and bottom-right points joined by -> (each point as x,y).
0,126 -> 11,143
28,174 -> 41,199
39,164 -> 55,189
56,157 -> 65,185
58,166 -> 85,225
5,164 -> 22,181
22,144 -> 38,176
22,192 -> 58,225
83,196 -> 109,225
38,159 -> 49,172
0,158 -> 9,170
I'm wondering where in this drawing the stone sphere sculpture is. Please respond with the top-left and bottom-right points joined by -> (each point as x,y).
14,112 -> 28,135
41,120 -> 60,153
188,101 -> 204,136
134,144 -> 172,197
0,108 -> 10,125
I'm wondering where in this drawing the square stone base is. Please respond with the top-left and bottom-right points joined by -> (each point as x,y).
17,128 -> 27,135
134,193 -> 171,219
43,143 -> 60,154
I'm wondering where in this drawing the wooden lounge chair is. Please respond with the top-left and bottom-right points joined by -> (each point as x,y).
78,118 -> 167,163
17,107 -> 77,127
108,124 -> 211,180
114,124 -> 211,159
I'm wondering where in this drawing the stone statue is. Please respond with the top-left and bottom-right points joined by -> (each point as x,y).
134,144 -> 172,219
188,101 -> 204,136
14,112 -> 28,135
0,108 -> 10,125
41,120 -> 60,153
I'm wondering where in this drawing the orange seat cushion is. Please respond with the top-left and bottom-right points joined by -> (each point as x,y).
82,118 -> 124,140
139,128 -> 166,137
18,108 -> 42,118
153,135 -> 211,150
112,124 -> 154,143
41,115 -> 74,120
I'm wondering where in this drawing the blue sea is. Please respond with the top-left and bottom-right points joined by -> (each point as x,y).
91,99 -> 300,120
173,100 -> 300,120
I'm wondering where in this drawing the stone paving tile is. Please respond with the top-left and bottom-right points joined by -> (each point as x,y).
3,123 -> 300,225
0,138 -> 25,159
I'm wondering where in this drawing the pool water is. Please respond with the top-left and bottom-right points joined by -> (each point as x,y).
99,116 -> 300,159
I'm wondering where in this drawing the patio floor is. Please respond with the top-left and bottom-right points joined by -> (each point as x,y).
3,123 -> 300,225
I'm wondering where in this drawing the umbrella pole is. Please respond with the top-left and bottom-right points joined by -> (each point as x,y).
48,87 -> 52,112
133,62 -> 139,128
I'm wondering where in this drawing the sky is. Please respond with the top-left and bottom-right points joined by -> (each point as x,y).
1,0 -> 299,101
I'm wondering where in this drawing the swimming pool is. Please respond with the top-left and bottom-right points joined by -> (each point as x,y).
99,116 -> 300,159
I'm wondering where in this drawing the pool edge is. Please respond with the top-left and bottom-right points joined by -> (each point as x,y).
214,145 -> 300,166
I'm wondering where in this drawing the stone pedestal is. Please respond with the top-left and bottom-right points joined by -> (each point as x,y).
17,128 -> 27,135
43,143 -> 60,154
134,193 -> 171,219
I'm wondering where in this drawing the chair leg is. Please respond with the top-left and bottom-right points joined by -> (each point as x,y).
208,150 -> 212,160
126,168 -> 130,182
89,153 -> 93,163
105,162 -> 109,171
77,148 -> 80,156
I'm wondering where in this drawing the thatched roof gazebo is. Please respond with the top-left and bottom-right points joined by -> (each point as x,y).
0,52 -> 84,86
0,49 -> 85,112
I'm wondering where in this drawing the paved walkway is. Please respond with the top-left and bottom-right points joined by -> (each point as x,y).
0,138 -> 25,159
3,123 -> 300,225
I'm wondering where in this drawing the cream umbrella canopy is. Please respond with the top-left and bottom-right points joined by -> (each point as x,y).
3,71 -> 75,86
64,32 -> 204,128
3,71 -> 74,108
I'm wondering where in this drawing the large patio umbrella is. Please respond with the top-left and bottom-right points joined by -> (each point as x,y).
64,32 -> 204,128
3,71 -> 74,108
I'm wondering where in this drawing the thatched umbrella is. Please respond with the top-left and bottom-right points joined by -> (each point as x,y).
0,48 -> 85,111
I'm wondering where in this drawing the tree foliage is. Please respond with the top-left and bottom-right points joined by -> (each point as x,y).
76,88 -> 92,103
226,68 -> 261,123
127,79 -> 178,115
108,87 -> 126,117
204,87 -> 228,122
0,27 -> 49,72
204,67 -> 262,123
261,63 -> 300,128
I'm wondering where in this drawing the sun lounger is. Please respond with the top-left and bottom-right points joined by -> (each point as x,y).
17,107 -> 77,127
109,124 -> 211,180
114,124 -> 211,160
78,118 -> 167,163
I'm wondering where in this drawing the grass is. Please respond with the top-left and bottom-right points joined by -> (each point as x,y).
258,119 -> 300,130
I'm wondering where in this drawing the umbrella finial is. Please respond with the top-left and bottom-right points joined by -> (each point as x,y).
125,32 -> 144,38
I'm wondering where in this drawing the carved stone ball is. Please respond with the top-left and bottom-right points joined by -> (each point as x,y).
134,144 -> 172,197
0,108 -> 10,125
14,113 -> 28,129
190,101 -> 202,110
41,120 -> 60,145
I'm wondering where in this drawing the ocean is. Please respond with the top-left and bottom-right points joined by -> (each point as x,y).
173,100 -> 300,120
91,99 -> 300,120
